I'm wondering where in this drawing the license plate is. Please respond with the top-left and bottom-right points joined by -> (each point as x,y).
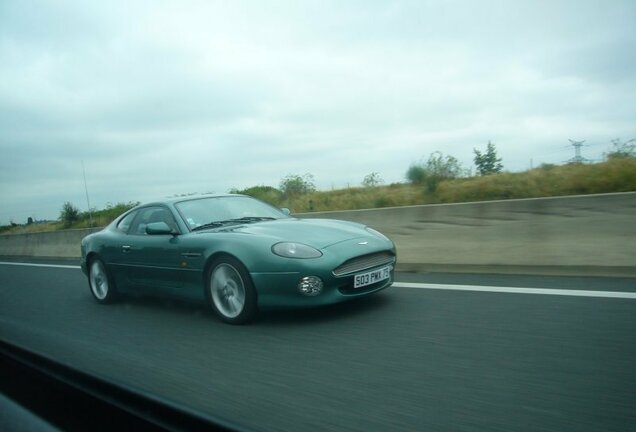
354,266 -> 391,289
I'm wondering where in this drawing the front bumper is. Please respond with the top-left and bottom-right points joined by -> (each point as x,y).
251,250 -> 395,309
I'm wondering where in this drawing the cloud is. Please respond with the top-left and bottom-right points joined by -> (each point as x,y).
1,0 -> 635,224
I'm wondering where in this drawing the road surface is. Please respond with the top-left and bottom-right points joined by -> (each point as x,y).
1,260 -> 635,431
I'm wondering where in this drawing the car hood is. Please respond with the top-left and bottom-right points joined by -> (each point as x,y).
199,218 -> 372,249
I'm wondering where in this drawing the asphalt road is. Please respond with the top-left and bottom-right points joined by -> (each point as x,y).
1,261 -> 635,431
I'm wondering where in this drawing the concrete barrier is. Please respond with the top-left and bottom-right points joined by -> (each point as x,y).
298,192 -> 636,276
1,193 -> 634,275
0,228 -> 102,259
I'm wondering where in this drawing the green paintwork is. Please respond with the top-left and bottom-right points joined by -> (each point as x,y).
81,194 -> 396,309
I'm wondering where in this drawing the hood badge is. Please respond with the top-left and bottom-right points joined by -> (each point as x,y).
358,241 -> 369,245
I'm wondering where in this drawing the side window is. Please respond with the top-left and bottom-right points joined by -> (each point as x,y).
116,210 -> 137,233
129,206 -> 178,235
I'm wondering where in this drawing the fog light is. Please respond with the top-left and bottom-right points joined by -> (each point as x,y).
298,276 -> 323,296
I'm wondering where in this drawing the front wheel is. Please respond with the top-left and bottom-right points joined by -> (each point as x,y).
205,257 -> 257,324
88,258 -> 118,304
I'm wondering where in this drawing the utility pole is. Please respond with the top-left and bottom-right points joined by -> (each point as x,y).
567,139 -> 589,164
82,160 -> 94,227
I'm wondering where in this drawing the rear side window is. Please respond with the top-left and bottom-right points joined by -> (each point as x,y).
116,210 -> 137,233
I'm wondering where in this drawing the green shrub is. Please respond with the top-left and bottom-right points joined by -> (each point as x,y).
231,186 -> 283,206
60,202 -> 80,227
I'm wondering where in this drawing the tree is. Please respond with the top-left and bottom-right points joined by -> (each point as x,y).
474,141 -> 503,175
362,172 -> 384,188
60,201 -> 80,227
280,173 -> 316,197
406,151 -> 464,193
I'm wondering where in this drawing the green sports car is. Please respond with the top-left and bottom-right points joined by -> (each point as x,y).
80,194 -> 396,324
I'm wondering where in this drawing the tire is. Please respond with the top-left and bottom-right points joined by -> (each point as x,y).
88,258 -> 118,304
205,256 -> 257,324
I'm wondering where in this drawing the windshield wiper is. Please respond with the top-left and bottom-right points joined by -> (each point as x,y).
227,217 -> 277,223
191,217 -> 276,231
191,221 -> 227,231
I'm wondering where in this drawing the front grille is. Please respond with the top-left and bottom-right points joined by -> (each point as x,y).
333,251 -> 396,277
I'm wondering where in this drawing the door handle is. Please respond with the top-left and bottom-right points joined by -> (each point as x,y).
122,245 -> 131,253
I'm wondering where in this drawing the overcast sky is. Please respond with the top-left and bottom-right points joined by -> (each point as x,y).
1,0 -> 635,224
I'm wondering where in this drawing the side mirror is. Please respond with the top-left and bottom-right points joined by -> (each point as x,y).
146,222 -> 177,235
280,208 -> 291,216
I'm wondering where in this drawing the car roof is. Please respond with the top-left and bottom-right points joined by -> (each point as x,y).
142,193 -> 245,207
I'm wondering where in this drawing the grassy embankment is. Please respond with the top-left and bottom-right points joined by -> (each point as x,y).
277,158 -> 636,212
0,202 -> 138,235
3,158 -> 635,234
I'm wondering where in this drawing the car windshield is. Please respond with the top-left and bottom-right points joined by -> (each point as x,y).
176,196 -> 288,230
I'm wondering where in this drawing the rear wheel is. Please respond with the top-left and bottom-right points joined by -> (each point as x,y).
88,258 -> 118,304
205,256 -> 257,324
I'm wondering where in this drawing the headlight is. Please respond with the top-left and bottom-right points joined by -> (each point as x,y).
365,227 -> 390,241
272,242 -> 323,259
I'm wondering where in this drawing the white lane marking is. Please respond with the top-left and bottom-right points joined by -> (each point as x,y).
0,261 -> 80,270
1,262 -> 634,299
393,282 -> 636,299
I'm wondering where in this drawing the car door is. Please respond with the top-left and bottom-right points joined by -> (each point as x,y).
103,209 -> 139,288
122,205 -> 186,291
